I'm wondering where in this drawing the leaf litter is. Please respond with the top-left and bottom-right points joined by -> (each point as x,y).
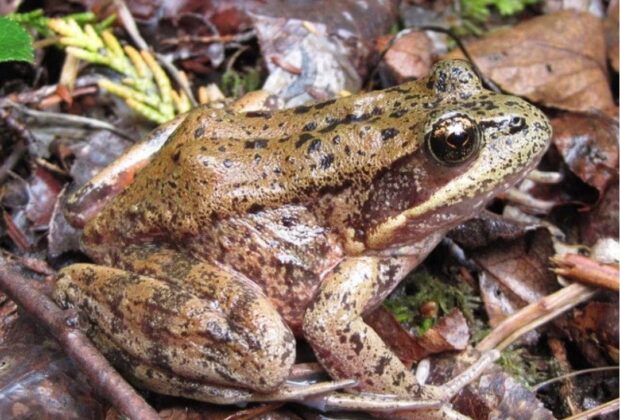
0,1 -> 617,419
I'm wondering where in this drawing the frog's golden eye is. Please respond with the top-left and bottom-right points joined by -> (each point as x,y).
426,114 -> 480,164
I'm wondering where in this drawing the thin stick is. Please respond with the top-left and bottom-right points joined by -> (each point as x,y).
562,398 -> 619,420
477,283 -> 597,352
533,366 -> 619,392
0,263 -> 160,420
113,0 -> 197,106
162,30 -> 257,46
2,100 -> 132,140
552,253 -> 619,292
0,108 -> 29,184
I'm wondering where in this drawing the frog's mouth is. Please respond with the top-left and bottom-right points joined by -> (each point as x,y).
366,108 -> 551,250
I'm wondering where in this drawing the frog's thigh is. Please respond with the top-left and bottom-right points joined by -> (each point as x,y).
55,258 -> 296,393
303,256 -> 425,397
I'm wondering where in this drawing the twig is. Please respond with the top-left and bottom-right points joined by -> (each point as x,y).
162,30 -> 257,46
533,366 -> 619,392
113,0 -> 197,106
112,0 -> 147,50
476,283 -> 597,352
8,74 -> 100,107
547,337 -> 580,414
0,111 -> 29,184
552,253 -> 619,292
0,262 -> 160,420
2,100 -> 133,140
561,398 -> 619,420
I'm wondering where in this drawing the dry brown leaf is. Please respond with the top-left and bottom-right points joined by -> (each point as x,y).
25,165 -> 62,229
376,31 -> 433,84
447,10 -> 614,113
572,301 -> 619,356
551,112 -> 619,198
365,306 -> 469,368
0,317 -> 103,419
473,229 -> 559,329
430,350 -> 554,419
580,182 -> 619,246
605,0 -> 619,71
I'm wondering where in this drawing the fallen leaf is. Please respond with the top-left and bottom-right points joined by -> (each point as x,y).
25,164 -> 62,229
551,112 -> 619,198
254,0 -> 399,106
605,0 -> 619,71
0,316 -> 103,419
47,187 -> 81,257
67,130 -> 132,188
572,301 -> 619,358
365,306 -> 470,368
3,212 -> 31,252
376,31 -> 433,84
580,182 -> 619,246
447,10 -> 615,113
473,229 -> 559,328
430,350 -> 554,419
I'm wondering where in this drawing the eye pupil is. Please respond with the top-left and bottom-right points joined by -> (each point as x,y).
447,131 -> 469,148
427,114 -> 479,164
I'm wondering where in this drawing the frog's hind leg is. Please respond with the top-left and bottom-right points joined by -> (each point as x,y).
54,246 -> 296,395
85,325 -> 354,404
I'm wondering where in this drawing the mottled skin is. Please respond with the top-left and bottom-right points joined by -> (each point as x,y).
54,60 -> 551,411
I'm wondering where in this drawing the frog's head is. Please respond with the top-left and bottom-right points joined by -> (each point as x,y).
365,60 -> 551,249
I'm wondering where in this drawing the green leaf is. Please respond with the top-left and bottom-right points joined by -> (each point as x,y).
0,17 -> 34,63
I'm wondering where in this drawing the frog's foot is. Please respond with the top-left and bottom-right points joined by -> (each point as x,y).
303,255 -> 500,416
85,324 -> 357,405
54,254 -> 297,396
304,392 -> 442,412
298,350 -> 499,414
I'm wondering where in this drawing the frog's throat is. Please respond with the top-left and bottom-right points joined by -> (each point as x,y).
366,155 -> 534,249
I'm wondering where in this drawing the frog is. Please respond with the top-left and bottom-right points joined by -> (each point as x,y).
53,59 -> 551,415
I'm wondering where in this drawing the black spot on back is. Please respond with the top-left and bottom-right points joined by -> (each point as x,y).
381,128 -> 400,142
244,139 -> 269,149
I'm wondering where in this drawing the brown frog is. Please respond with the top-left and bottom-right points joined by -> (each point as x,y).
54,60 -> 551,415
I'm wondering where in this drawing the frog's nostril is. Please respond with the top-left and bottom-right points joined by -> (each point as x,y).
508,117 -> 526,134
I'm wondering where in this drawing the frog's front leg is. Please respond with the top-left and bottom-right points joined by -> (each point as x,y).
54,247 -> 296,396
303,244 -> 497,413
303,255 -> 425,396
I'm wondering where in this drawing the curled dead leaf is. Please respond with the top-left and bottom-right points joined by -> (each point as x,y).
551,112 -> 619,198
365,306 -> 469,368
447,10 -> 614,113
580,182 -> 619,246
430,350 -> 554,419
473,229 -> 559,329
605,0 -> 619,71
376,31 -> 433,84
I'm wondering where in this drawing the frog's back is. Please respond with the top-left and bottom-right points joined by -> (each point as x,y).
143,83 -> 431,225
